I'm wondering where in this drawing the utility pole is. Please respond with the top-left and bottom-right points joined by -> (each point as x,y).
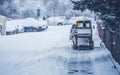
36,8 -> 40,20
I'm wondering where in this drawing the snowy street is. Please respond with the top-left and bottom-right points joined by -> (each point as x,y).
0,24 -> 119,75
0,0 -> 120,75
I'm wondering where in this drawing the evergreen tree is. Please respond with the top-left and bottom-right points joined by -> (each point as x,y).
71,0 -> 120,31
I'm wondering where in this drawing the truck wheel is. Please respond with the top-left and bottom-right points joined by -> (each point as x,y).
57,22 -> 63,26
33,28 -> 38,32
73,45 -> 78,50
72,36 -> 78,50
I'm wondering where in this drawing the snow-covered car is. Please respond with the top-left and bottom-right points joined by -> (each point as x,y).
6,18 -> 48,35
47,16 -> 66,26
22,18 -> 48,32
6,20 -> 24,35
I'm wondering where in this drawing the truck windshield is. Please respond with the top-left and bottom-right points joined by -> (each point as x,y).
77,22 -> 91,28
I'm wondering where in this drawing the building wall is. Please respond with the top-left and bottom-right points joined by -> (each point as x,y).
0,15 -> 6,35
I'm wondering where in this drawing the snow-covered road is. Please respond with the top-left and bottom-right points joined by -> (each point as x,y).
0,25 -> 119,75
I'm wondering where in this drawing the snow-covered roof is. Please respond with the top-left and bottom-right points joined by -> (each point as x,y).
71,16 -> 92,21
22,18 -> 41,27
70,16 -> 93,24
22,18 -> 47,27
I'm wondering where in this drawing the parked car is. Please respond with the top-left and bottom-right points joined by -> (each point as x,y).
6,20 -> 23,35
47,16 -> 66,26
6,18 -> 48,35
22,18 -> 48,32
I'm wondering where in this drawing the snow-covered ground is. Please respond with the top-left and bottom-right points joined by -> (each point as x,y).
0,19 -> 120,75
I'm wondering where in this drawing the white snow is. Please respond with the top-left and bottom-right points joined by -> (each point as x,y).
69,16 -> 94,24
22,18 -> 47,27
0,17 -> 120,75
6,20 -> 22,31
0,22 -> 3,25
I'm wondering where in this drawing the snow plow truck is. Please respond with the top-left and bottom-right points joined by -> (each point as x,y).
70,20 -> 94,50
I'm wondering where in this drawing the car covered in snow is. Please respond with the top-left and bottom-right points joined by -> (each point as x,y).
22,18 -> 48,32
6,18 -> 48,35
47,16 -> 66,26
6,20 -> 23,35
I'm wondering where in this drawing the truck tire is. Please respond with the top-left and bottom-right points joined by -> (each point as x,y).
33,28 -> 38,32
57,22 -> 63,26
73,45 -> 78,50
72,36 -> 78,50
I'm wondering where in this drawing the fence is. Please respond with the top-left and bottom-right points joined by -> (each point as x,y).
98,25 -> 120,64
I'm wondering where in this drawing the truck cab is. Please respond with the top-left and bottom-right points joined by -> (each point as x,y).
70,20 -> 94,50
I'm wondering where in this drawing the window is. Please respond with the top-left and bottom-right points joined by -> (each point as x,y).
86,23 -> 90,27
78,23 -> 84,27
